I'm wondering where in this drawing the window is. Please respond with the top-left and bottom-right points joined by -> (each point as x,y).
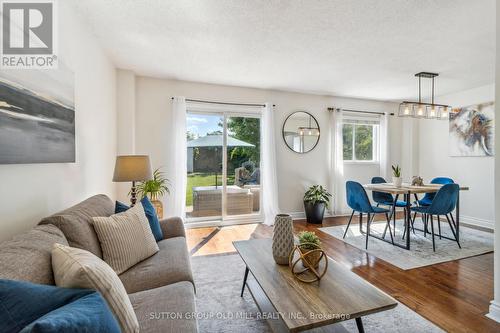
342,121 -> 379,162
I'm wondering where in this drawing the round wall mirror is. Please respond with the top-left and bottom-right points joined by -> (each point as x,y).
282,111 -> 320,153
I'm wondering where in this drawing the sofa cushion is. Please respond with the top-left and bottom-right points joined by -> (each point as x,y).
93,202 -> 159,274
130,281 -> 197,333
52,243 -> 140,333
0,279 -> 120,333
39,194 -> 114,258
119,237 -> 194,294
115,197 -> 164,242
0,224 -> 67,285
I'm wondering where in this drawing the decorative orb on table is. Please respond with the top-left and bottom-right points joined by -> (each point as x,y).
288,244 -> 328,283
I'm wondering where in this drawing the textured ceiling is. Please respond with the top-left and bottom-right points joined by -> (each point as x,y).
71,0 -> 495,101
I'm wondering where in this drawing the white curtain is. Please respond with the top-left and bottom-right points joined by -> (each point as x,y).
329,109 -> 345,215
379,113 -> 390,180
261,103 -> 280,225
168,97 -> 187,218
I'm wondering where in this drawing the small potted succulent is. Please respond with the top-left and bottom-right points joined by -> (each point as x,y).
298,231 -> 322,268
392,165 -> 403,188
303,185 -> 332,224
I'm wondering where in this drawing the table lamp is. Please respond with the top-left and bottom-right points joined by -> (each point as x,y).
113,155 -> 153,206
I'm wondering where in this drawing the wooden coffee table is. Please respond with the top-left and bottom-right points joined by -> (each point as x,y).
233,239 -> 397,332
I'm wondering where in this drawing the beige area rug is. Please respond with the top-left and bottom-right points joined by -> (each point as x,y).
319,218 -> 493,270
191,253 -> 444,332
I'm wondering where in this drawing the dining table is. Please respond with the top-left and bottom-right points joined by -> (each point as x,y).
363,183 -> 469,250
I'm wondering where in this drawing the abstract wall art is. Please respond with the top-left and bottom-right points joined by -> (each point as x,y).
0,67 -> 75,164
449,102 -> 495,157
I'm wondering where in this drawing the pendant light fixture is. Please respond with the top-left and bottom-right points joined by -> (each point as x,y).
298,114 -> 320,136
398,72 -> 451,120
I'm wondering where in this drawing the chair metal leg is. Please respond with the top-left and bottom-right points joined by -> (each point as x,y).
430,215 -> 436,252
365,213 -> 371,249
445,214 -> 461,249
385,213 -> 394,245
343,210 -> 355,239
423,214 -> 427,237
449,213 -> 457,229
411,211 -> 417,230
413,193 -> 420,204
437,215 -> 442,239
411,212 -> 416,234
359,213 -> 363,233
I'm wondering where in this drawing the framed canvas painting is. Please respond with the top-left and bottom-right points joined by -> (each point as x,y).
0,66 -> 75,164
449,102 -> 494,157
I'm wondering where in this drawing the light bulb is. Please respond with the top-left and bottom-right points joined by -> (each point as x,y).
430,107 -> 436,117
308,130 -> 312,135
404,106 -> 409,115
417,106 -> 423,116
441,107 -> 448,118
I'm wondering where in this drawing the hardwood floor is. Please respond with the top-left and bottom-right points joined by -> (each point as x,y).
186,216 -> 499,333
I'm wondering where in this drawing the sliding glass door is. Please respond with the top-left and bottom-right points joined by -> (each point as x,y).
186,113 -> 223,220
225,115 -> 261,218
185,111 -> 261,225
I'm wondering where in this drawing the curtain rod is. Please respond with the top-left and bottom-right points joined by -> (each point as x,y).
327,107 -> 394,116
171,97 -> 275,107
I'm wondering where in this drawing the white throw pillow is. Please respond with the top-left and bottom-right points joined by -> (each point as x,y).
51,243 -> 139,333
92,202 -> 159,274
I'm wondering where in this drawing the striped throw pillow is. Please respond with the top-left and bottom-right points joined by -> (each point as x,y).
51,243 -> 139,333
92,202 -> 159,274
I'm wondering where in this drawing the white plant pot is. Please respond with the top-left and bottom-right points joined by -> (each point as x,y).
392,177 -> 403,188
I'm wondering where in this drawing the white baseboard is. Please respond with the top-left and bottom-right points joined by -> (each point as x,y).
487,300 -> 500,323
459,215 -> 494,231
286,211 -> 346,220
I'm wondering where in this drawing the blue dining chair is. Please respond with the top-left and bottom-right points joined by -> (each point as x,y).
418,177 -> 454,206
410,183 -> 461,252
344,181 -> 394,249
371,177 -> 412,236
413,177 -> 454,237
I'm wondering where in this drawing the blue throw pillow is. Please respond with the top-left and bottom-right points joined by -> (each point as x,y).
0,279 -> 120,333
115,197 -> 164,241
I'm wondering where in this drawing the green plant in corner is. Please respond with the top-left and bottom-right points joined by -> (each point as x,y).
392,165 -> 401,178
136,168 -> 170,201
298,231 -> 321,250
303,185 -> 332,208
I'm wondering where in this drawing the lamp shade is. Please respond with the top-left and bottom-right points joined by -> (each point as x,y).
113,155 -> 153,182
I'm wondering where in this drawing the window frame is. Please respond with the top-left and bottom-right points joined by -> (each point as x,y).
342,121 -> 380,164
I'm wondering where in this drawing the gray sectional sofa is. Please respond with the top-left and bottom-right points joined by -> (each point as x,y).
0,194 -> 198,333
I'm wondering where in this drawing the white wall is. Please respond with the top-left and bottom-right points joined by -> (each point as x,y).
417,84 -> 495,228
487,3 -> 499,321
118,74 -> 402,217
0,2 -> 117,242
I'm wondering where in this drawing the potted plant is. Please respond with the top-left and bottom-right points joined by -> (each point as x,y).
392,164 -> 403,188
303,185 -> 332,224
136,168 -> 170,218
298,231 -> 322,268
